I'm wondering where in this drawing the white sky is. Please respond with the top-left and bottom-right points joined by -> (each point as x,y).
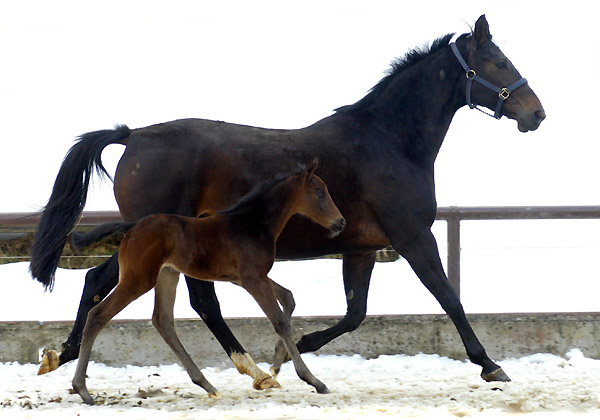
0,0 -> 599,213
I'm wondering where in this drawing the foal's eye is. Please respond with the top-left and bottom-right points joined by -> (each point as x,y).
496,61 -> 507,69
315,189 -> 325,200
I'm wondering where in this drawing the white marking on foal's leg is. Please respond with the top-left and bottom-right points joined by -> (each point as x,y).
230,352 -> 281,390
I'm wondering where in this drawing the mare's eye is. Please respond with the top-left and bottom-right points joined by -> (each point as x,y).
315,189 -> 325,200
496,62 -> 507,69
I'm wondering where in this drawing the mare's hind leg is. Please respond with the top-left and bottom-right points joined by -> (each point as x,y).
55,254 -> 120,369
72,278 -> 155,405
152,269 -> 219,399
185,277 -> 279,390
241,275 -> 329,394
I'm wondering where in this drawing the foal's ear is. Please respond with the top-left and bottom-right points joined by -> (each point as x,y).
304,158 -> 319,178
473,14 -> 492,48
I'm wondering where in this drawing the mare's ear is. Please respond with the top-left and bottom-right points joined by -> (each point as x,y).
304,158 -> 319,178
473,15 -> 492,49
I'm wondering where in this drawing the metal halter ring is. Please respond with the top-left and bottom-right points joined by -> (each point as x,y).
466,70 -> 477,80
499,88 -> 510,100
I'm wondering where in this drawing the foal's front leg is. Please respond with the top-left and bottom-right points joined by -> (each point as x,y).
271,280 -> 296,374
241,275 -> 329,394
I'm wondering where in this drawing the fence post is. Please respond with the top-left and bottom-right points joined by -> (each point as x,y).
446,210 -> 461,298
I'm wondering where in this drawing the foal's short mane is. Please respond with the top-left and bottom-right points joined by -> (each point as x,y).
218,168 -> 302,216
336,32 -> 472,114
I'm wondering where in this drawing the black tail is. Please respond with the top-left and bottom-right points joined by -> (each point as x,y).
29,125 -> 132,290
69,221 -> 135,253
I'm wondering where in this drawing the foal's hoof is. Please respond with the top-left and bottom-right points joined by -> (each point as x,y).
481,367 -> 511,382
37,349 -> 59,375
81,396 -> 96,405
253,375 -> 281,390
73,383 -> 95,405
208,391 -> 222,400
270,365 -> 281,377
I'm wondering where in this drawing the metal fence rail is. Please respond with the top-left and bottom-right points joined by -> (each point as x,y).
436,206 -> 600,296
2,206 -> 600,297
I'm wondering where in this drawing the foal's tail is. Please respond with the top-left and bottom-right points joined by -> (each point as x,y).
29,125 -> 132,290
69,222 -> 135,254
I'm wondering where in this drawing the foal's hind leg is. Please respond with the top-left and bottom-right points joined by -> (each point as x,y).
72,279 -> 155,405
152,269 -> 220,399
241,275 -> 329,394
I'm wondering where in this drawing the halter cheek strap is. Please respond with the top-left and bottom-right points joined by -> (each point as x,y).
450,42 -> 528,119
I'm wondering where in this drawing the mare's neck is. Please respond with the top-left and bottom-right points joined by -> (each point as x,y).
364,43 -> 465,167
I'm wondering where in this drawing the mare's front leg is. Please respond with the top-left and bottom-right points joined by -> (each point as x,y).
152,269 -> 220,399
185,277 -> 279,390
241,275 -> 329,394
73,278 -> 155,405
395,228 -> 510,382
271,251 -> 376,376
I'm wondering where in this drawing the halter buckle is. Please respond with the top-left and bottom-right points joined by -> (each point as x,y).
499,88 -> 510,100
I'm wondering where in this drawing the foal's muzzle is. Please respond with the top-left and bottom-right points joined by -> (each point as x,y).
328,217 -> 346,238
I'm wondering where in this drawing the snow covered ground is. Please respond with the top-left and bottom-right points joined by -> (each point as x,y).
1,350 -> 599,419
2,258 -> 600,418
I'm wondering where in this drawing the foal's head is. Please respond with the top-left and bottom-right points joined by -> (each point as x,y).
293,159 -> 346,238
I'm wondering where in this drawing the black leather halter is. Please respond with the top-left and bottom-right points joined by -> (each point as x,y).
450,42 -> 528,119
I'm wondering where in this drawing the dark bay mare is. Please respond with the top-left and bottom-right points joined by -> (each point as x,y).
72,162 -> 344,404
30,16 -> 545,385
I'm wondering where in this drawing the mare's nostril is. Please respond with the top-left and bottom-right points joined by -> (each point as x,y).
534,109 -> 546,123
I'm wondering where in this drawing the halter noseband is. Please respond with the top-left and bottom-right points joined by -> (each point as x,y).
450,42 -> 528,119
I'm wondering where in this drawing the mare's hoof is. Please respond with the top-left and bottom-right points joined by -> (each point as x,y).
208,391 -> 222,400
481,367 -> 511,382
37,349 -> 59,375
316,383 -> 330,394
253,376 -> 281,390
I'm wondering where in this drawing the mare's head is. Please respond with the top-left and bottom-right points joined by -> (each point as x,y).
294,159 -> 346,238
455,15 -> 545,132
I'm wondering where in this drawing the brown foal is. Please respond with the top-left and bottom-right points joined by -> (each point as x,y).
72,160 -> 346,404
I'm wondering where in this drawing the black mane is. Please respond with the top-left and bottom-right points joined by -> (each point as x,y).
335,33 -> 460,114
218,167 -> 302,216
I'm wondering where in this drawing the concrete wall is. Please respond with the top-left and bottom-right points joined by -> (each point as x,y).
1,313 -> 599,368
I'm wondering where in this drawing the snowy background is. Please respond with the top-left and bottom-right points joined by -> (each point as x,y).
2,0 -> 600,418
